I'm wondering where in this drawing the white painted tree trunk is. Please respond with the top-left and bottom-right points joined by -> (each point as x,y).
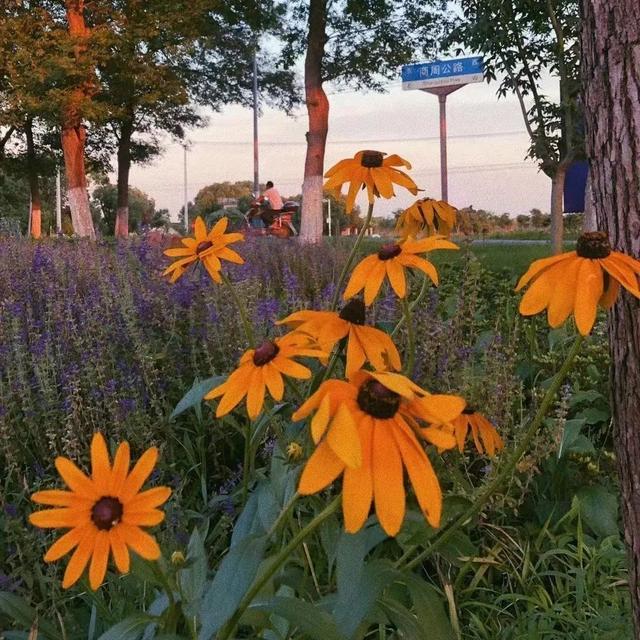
582,171 -> 597,231
300,175 -> 324,242
67,186 -> 95,239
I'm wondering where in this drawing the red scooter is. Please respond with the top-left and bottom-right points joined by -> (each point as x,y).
245,199 -> 299,238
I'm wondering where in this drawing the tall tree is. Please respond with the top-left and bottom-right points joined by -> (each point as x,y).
60,0 -> 97,238
450,0 -> 582,254
581,0 -> 640,631
281,1 -> 444,242
92,0 -> 296,237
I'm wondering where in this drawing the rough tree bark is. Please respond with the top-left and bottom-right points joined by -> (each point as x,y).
300,0 -> 329,243
24,118 -> 42,239
115,119 -> 133,237
61,0 -> 95,239
581,0 -> 640,633
582,171 -> 596,232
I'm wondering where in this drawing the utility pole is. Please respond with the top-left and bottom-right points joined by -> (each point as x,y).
183,143 -> 189,233
437,94 -> 449,201
252,49 -> 259,197
56,166 -> 62,233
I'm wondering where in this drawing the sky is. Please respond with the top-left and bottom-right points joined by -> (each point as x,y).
122,71 -> 558,221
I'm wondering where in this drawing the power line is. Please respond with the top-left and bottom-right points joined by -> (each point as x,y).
176,130 -> 525,147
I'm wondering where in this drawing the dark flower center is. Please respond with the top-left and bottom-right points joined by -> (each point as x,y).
196,240 -> 213,254
462,407 -> 476,415
377,243 -> 402,260
91,496 -> 124,531
357,379 -> 400,419
576,231 -> 611,259
360,150 -> 384,168
253,340 -> 280,366
339,298 -> 366,325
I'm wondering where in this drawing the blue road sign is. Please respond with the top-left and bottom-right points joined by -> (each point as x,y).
402,56 -> 484,90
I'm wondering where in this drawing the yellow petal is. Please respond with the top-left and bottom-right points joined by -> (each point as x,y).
516,252 -> 576,291
311,393 -> 332,443
393,419 -> 442,528
298,441 -> 345,495
386,259 -> 407,298
574,259 -> 603,335
55,457 -> 97,499
44,525 -> 92,562
89,531 -> 110,590
547,257 -> 581,328
326,403 -> 361,469
372,423 -> 405,536
119,523 -> 161,560
62,530 -> 96,589
119,448 -> 158,502
91,433 -> 111,496
343,417 -> 374,533
109,526 -> 130,574
518,268 -> 554,316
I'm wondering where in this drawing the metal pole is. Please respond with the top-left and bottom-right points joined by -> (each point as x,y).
183,144 -> 189,233
327,198 -> 332,236
252,50 -> 259,196
438,94 -> 448,201
56,167 -> 62,232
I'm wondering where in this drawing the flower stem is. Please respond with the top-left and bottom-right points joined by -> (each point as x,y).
242,420 -> 252,505
221,272 -> 255,348
330,203 -> 375,310
391,269 -> 431,339
401,296 -> 416,376
397,333 -> 584,571
218,496 -> 341,640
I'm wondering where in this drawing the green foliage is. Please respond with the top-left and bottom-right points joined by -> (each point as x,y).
449,0 -> 583,175
91,183 -> 160,234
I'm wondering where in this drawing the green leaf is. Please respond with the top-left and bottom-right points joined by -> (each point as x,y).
97,615 -> 150,640
250,597 -> 344,640
378,598 -> 427,639
437,530 -> 478,566
576,407 -> 610,425
405,575 -> 455,640
170,375 -> 224,420
558,419 -> 586,458
339,560 -> 398,637
0,592 -> 62,640
577,485 -> 619,538
179,528 -> 208,619
198,535 -> 267,639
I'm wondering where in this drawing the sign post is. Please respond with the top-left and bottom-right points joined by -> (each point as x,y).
402,56 -> 483,201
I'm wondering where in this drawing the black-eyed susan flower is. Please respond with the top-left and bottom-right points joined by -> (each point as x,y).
324,150 -> 419,214
396,198 -> 457,239
29,433 -> 170,590
163,216 -> 244,283
516,231 -> 640,335
277,299 -> 401,377
442,409 -> 504,456
343,236 -> 458,306
205,333 -> 327,420
294,370 -> 465,536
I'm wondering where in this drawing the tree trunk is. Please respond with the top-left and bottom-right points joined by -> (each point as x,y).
581,1 -> 640,634
61,0 -> 95,239
24,119 -> 42,239
115,120 -> 133,237
549,163 -> 567,254
300,0 -> 329,244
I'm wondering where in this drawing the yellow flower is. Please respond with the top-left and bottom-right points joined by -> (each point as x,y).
396,198 -> 457,239
294,371 -> 465,536
343,236 -> 458,306
205,333 -> 327,420
163,216 -> 244,283
445,409 -> 504,456
277,299 -> 401,377
516,231 -> 640,335
29,433 -> 170,590
286,442 -> 304,460
324,150 -> 419,214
